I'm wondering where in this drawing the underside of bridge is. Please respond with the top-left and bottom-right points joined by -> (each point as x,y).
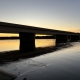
56,34 -> 80,43
70,35 -> 80,42
56,34 -> 68,43
0,22 -> 80,53
19,32 -> 35,53
19,33 -> 80,53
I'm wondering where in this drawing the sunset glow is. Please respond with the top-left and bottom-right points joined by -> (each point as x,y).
0,0 -> 80,36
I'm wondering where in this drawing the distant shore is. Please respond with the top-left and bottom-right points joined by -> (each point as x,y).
0,37 -> 19,40
0,36 -> 55,40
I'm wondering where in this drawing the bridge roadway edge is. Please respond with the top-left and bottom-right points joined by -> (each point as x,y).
0,21 -> 80,52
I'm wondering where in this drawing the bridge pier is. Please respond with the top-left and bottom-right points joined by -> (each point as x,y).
56,34 -> 68,44
70,35 -> 80,42
67,35 -> 71,42
19,32 -> 35,53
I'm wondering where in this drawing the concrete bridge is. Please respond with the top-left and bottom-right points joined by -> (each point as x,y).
0,21 -> 80,53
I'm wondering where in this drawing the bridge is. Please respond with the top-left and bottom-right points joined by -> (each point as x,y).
0,21 -> 80,53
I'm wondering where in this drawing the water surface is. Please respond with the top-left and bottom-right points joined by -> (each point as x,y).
0,39 -> 55,52
0,42 -> 80,80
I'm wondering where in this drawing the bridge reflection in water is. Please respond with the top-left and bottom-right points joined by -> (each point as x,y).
0,41 -> 80,80
0,39 -> 56,63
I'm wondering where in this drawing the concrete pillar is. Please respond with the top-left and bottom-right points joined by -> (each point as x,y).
67,35 -> 71,42
19,32 -> 35,53
70,35 -> 80,42
56,34 -> 68,44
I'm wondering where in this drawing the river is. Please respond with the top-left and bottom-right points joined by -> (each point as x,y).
0,40 -> 80,80
0,39 -> 56,52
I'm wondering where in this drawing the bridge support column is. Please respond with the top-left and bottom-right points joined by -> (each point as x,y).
56,34 -> 68,44
70,35 -> 80,42
67,35 -> 71,42
19,32 -> 35,53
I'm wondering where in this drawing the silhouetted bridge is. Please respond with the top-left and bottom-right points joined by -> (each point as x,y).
0,21 -> 80,53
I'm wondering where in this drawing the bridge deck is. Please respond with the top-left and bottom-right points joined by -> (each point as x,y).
0,21 -> 80,35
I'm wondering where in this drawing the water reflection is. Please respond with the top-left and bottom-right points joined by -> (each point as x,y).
0,41 -> 72,66
0,42 -> 80,80
0,38 -> 80,80
35,39 -> 56,48
0,39 -> 56,52
0,40 -> 19,52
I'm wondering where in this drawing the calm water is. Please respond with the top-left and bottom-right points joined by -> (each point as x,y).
0,40 -> 80,80
0,39 -> 56,52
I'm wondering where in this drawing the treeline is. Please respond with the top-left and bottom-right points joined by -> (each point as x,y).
36,36 -> 55,39
0,36 -> 55,40
0,37 -> 19,40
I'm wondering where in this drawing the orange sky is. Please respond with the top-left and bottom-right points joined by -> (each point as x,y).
0,0 -> 80,36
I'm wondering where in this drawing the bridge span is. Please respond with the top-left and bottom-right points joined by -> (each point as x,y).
0,21 -> 80,52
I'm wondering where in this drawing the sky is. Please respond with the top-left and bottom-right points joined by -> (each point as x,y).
0,0 -> 80,36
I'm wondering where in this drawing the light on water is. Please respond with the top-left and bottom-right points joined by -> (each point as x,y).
0,39 -> 56,52
0,42 -> 80,80
0,39 -> 80,80
35,39 -> 56,48
0,40 -> 19,52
